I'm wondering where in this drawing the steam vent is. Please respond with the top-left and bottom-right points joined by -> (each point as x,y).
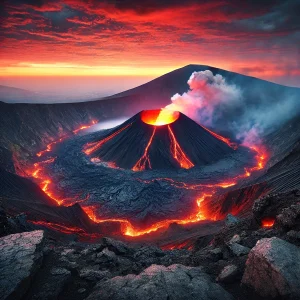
83,109 -> 235,170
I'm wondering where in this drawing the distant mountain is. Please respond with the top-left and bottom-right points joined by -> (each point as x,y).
0,85 -> 41,103
0,84 -> 105,104
105,64 -> 300,106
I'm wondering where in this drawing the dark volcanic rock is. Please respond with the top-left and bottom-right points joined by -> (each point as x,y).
101,237 -> 131,255
217,264 -> 239,283
0,230 -> 44,300
228,242 -> 250,257
242,237 -> 300,299
225,214 -> 240,226
277,203 -> 300,230
31,267 -> 71,300
85,264 -> 234,300
252,190 -> 300,226
79,267 -> 110,281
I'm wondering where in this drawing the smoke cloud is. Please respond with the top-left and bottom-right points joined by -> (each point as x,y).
166,70 -> 300,145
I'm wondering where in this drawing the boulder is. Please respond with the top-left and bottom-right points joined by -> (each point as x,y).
225,214 -> 240,226
31,267 -> 71,300
228,243 -> 250,256
0,230 -> 44,300
217,265 -> 239,283
209,247 -> 223,261
252,191 -> 300,225
242,237 -> 300,298
95,247 -> 117,263
79,267 -> 110,281
85,264 -> 234,300
229,234 -> 241,244
276,203 -> 300,230
101,237 -> 130,255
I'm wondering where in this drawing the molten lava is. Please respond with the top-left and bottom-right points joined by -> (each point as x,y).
168,125 -> 194,169
29,220 -> 102,240
73,120 -> 97,134
141,109 -> 179,126
132,127 -> 157,171
83,123 -> 132,155
131,124 -> 194,171
262,218 -> 275,228
26,117 -> 269,240
29,121 -> 97,206
200,124 -> 238,150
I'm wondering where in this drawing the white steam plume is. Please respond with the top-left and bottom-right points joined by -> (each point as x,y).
166,70 -> 300,146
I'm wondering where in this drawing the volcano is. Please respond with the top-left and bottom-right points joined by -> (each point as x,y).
83,109 -> 235,170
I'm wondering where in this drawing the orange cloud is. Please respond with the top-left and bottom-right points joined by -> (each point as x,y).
0,1 -> 299,86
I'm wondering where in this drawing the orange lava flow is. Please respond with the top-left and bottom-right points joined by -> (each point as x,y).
83,123 -> 132,155
168,125 -> 194,169
132,127 -> 157,171
37,120 -> 98,157
141,109 -> 180,126
73,120 -> 97,134
30,121 -> 97,205
36,138 -> 63,157
28,220 -> 102,239
83,193 -> 212,237
27,119 -> 269,239
261,218 -> 275,228
30,157 -> 65,206
161,240 -> 194,251
137,177 -> 236,190
200,124 -> 238,150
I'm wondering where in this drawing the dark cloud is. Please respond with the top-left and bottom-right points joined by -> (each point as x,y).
234,0 -> 300,33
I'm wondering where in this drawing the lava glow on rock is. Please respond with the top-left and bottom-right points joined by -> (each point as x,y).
261,218 -> 275,228
141,109 -> 180,126
25,116 -> 268,239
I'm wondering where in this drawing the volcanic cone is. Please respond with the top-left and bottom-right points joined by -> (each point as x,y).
83,109 -> 235,170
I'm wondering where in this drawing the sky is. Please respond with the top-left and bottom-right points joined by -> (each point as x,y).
0,0 -> 299,99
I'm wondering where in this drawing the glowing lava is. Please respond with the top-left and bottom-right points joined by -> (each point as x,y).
73,120 -> 97,134
132,127 -> 156,171
168,125 -> 194,169
29,220 -> 102,239
83,123 -> 132,155
37,120 -> 98,157
261,218 -> 275,228
200,124 -> 238,150
141,109 -> 180,126
29,121 -> 97,206
27,118 -> 269,239
82,193 -> 212,237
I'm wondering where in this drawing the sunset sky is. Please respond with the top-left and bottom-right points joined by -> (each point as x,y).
0,0 -> 299,98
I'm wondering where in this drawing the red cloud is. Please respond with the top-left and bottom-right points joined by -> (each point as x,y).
0,0 -> 299,87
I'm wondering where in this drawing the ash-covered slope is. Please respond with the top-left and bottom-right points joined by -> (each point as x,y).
84,110 -> 235,170
0,168 -> 96,232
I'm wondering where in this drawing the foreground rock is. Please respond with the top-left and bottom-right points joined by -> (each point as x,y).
0,230 -> 44,300
31,267 -> 71,300
277,203 -> 300,230
217,265 -> 239,283
228,242 -> 250,257
242,237 -> 300,299
86,264 -> 233,300
252,190 -> 300,227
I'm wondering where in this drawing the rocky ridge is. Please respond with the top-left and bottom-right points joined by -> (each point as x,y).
0,190 -> 300,299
